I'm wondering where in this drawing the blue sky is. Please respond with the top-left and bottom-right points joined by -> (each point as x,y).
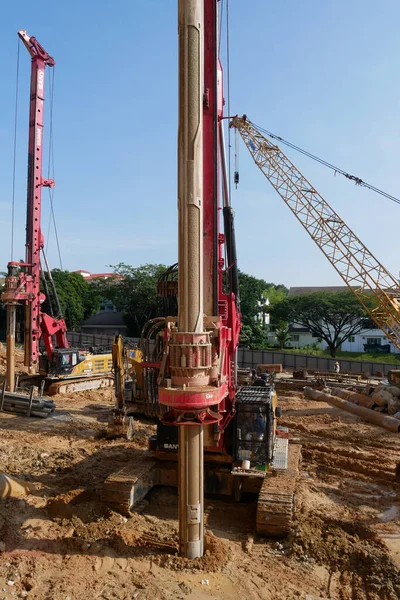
1,0 -> 400,287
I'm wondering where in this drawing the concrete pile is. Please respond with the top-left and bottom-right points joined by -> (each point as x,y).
369,384 -> 400,418
304,387 -> 400,433
322,384 -> 400,420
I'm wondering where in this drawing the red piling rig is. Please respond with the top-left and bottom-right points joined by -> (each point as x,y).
2,31 -> 68,368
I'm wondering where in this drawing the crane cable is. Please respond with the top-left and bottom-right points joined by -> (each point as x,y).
10,38 -> 20,261
248,119 -> 400,206
45,67 -> 64,270
226,0 -> 232,204
218,0 -> 224,55
220,0 -> 232,282
234,127 -> 239,188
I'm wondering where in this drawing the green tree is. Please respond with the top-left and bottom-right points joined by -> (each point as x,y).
42,270 -> 101,330
238,270 -> 288,348
95,263 -> 168,337
275,321 -> 291,349
271,291 -> 371,357
90,264 -> 287,342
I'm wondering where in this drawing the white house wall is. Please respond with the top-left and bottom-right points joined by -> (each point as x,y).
340,329 -> 400,354
268,327 -> 399,354
267,331 -> 320,349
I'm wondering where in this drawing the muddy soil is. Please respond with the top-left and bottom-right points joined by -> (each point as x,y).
0,354 -> 399,599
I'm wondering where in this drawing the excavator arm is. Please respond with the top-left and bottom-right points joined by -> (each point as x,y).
112,334 -> 143,415
112,334 -> 126,413
231,115 -> 400,351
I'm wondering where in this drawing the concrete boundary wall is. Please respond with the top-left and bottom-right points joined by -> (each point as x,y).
237,347 -> 396,377
67,331 -> 139,348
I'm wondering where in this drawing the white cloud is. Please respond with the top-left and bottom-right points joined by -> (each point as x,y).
58,235 -> 175,256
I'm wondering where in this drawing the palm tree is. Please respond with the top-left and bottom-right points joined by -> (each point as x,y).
275,321 -> 291,349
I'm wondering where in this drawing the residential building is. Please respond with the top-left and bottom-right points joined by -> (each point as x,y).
75,269 -> 127,336
267,324 -> 318,349
340,329 -> 396,353
269,286 -> 399,353
80,311 -> 127,336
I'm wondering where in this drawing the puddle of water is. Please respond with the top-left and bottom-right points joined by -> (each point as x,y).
51,414 -> 73,422
352,492 -> 381,500
378,505 -> 399,522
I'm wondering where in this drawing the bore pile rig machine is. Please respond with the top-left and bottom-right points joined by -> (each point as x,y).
2,30 -> 113,396
103,0 -> 300,560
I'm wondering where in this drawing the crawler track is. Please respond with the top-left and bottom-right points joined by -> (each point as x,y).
256,444 -> 301,537
101,457 -> 157,515
45,375 -> 114,396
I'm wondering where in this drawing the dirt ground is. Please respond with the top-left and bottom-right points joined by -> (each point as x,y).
0,352 -> 399,600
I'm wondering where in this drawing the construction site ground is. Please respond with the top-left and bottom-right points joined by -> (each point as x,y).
0,352 -> 399,600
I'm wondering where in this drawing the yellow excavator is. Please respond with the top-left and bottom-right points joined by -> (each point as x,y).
111,335 -> 143,436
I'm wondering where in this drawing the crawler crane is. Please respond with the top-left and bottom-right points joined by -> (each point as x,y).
230,116 -> 400,354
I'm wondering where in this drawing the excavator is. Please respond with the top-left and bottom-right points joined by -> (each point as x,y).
1,30 -> 113,396
103,0 -> 301,551
111,334 -> 143,435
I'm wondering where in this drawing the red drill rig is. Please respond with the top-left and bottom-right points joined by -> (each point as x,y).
104,0 -> 300,559
2,31 -> 113,396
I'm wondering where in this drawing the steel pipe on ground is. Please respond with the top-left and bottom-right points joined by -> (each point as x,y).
0,388 -> 55,418
304,387 -> 400,433
2,395 -> 54,407
1,408 -> 50,419
1,402 -> 53,412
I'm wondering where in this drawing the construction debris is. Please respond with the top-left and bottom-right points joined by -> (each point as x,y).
327,387 -> 376,409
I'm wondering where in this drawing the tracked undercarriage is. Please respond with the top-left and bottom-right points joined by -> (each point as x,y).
45,375 -> 114,396
256,443 -> 301,536
102,438 -> 301,538
17,373 -> 114,396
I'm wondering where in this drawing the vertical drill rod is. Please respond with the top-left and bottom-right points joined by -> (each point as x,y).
177,0 -> 204,559
6,304 -> 17,392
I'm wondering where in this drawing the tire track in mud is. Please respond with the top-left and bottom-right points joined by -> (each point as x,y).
281,395 -> 400,599
280,415 -> 400,483
302,446 -> 396,483
291,514 -> 400,600
281,418 -> 400,448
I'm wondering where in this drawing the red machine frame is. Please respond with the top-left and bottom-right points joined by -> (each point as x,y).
2,31 -> 68,368
157,0 -> 241,453
202,0 -> 241,450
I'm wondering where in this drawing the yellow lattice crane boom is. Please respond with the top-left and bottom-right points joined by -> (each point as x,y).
230,115 -> 400,351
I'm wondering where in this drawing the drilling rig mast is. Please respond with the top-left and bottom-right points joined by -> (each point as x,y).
2,30 -> 66,392
2,31 -> 114,397
104,1 -> 300,560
